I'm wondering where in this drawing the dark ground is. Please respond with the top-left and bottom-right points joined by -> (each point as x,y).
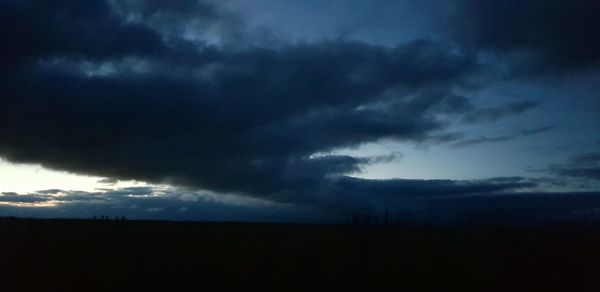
1,218 -> 599,291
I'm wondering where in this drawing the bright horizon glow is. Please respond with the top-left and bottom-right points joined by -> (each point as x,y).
0,158 -> 145,193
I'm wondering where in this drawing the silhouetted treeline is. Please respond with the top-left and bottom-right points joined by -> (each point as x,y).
93,215 -> 126,221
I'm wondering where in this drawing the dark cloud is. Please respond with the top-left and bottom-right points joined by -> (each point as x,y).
555,168 -> 600,181
37,189 -> 63,195
519,127 -> 555,136
0,186 -> 317,222
0,177 -> 537,223
433,93 -> 474,114
426,191 -> 600,226
570,152 -> 600,165
0,174 -> 595,227
110,0 -> 219,18
451,135 -> 515,148
439,0 -> 600,74
549,152 -> 600,181
1,0 -> 595,222
463,101 -> 539,123
4,182 -> 600,227
323,177 -> 535,210
0,193 -> 49,204
0,0 -> 482,212
97,178 -> 119,185
367,152 -> 402,164
446,126 -> 554,148
107,0 -> 251,46
0,0 -> 166,66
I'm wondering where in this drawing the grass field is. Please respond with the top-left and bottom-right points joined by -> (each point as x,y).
1,218 -> 598,291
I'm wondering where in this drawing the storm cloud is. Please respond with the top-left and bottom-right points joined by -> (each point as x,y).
549,152 -> 600,181
0,0 -> 485,208
4,182 -> 600,226
0,0 -> 598,222
438,0 -> 600,74
447,126 -> 554,148
0,177 -> 538,223
462,101 -> 540,123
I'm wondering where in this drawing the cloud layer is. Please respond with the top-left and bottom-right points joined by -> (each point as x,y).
0,0 -> 598,222
0,1 -> 481,206
438,0 -> 600,74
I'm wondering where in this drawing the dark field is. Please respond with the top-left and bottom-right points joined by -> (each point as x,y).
1,218 -> 599,291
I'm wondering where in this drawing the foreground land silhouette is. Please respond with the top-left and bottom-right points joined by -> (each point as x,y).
1,217 -> 599,291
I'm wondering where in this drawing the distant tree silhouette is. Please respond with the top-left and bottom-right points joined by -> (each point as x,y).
351,211 -> 380,227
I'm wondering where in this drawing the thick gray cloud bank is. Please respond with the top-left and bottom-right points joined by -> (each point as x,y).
3,185 -> 600,226
0,0 -> 598,222
549,153 -> 600,181
438,0 -> 600,74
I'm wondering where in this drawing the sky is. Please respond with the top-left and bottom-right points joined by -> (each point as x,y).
0,0 -> 599,225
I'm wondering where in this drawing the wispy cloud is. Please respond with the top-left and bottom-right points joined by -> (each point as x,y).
463,101 -> 540,123
445,127 -> 554,148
